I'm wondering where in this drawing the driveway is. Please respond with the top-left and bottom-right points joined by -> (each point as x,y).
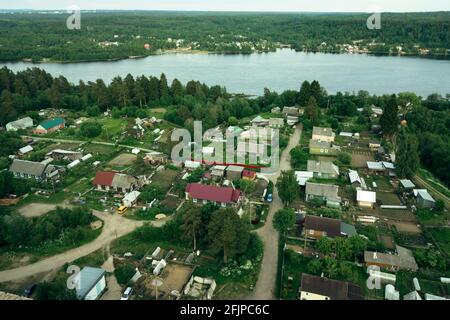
0,211 -> 164,283
248,124 -> 302,300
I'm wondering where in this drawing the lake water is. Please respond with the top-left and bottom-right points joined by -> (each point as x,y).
2,49 -> 449,96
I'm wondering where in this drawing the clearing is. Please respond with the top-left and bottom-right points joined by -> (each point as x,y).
108,153 -> 137,167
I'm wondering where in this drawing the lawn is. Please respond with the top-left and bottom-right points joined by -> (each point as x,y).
427,228 -> 450,254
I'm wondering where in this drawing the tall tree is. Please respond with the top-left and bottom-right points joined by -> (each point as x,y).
305,96 -> 319,125
273,208 -> 296,234
276,170 -> 298,206
380,94 -> 399,138
396,128 -> 420,178
180,204 -> 203,250
207,208 -> 250,262
159,73 -> 170,99
298,80 -> 311,106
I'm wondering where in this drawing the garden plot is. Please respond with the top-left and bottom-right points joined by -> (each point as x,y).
108,153 -> 137,167
389,221 -> 422,235
350,150 -> 375,168
151,169 -> 179,193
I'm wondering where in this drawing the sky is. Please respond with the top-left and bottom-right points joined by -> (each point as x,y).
2,0 -> 450,12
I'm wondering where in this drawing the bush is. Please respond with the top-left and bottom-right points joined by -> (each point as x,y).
79,121 -> 102,138
115,263 -> 136,285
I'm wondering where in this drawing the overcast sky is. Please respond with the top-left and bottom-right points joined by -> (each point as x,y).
2,0 -> 450,12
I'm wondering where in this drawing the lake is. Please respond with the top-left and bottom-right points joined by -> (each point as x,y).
2,49 -> 449,96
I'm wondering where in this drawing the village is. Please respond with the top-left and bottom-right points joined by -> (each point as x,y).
0,99 -> 448,302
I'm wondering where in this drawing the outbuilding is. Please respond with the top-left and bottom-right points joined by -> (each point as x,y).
75,267 -> 106,300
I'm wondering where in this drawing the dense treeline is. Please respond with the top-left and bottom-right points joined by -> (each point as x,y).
0,66 -> 449,185
0,12 -> 449,62
0,207 -> 94,248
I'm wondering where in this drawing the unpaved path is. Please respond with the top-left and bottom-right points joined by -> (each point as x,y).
0,211 -> 166,283
248,124 -> 302,300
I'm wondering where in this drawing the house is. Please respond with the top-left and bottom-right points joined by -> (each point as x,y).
348,170 -> 362,186
399,179 -> 415,191
367,161 -> 385,173
364,245 -> 418,272
415,190 -> 436,209
33,118 -> 65,134
286,116 -> 299,126
271,107 -> 281,114
357,190 -> 377,208
305,182 -> 341,208
309,140 -> 339,156
250,115 -> 269,127
226,165 -> 244,180
46,149 -> 82,161
295,171 -> 314,186
6,117 -> 33,132
211,165 -> 227,179
184,160 -> 201,171
226,126 -> 244,137
240,127 -> 275,142
312,127 -> 335,142
371,105 -> 384,117
18,145 -> 33,156
242,170 -> 256,181
93,171 -> 138,193
9,159 -> 58,181
123,190 -> 141,207
299,274 -> 364,300
75,267 -> 107,300
369,141 -> 381,151
144,151 -> 168,165
303,215 -> 357,239
237,142 -> 267,158
307,160 -> 339,179
185,183 -> 242,207
282,106 -> 300,117
269,118 -> 284,128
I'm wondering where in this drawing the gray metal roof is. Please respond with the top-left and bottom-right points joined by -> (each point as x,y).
309,139 -> 331,149
226,165 -> 244,173
75,267 -> 106,299
305,182 -> 340,201
313,126 -> 334,137
400,179 -> 415,189
111,173 -> 137,189
307,160 -> 339,176
10,159 -> 46,177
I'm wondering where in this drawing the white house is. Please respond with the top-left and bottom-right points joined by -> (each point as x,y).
123,190 -> 141,207
6,117 -> 34,132
357,190 -> 377,208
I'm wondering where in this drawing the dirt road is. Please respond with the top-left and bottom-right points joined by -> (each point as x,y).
248,124 -> 302,300
0,211 -> 165,283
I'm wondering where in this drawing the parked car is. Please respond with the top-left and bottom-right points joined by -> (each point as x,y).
121,287 -> 133,300
22,284 -> 37,297
266,193 -> 273,203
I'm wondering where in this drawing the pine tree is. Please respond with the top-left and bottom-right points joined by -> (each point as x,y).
380,94 -> 399,137
298,80 -> 311,106
396,129 -> 420,178
276,170 -> 298,206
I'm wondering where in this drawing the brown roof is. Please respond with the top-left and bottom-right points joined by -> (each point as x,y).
300,274 -> 364,300
93,171 -> 116,186
186,183 -> 241,203
304,215 -> 342,238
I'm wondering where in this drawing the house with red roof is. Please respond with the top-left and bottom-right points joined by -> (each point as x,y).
93,171 -> 138,193
242,170 -> 256,181
185,183 -> 242,207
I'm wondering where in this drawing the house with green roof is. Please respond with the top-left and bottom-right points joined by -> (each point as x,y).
34,118 -> 65,134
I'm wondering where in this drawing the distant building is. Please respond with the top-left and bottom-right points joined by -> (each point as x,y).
185,183 -> 242,207
18,145 -> 33,156
226,165 -> 244,181
303,215 -> 357,239
415,189 -> 436,209
357,190 -> 377,208
305,182 -> 341,208
211,165 -> 227,179
33,118 -> 65,134
9,159 -> 59,181
184,160 -> 201,171
143,151 -> 168,166
282,106 -> 301,117
364,245 -> 418,272
6,117 -> 34,132
269,118 -> 284,128
93,171 -> 138,193
75,267 -> 107,300
399,179 -> 416,191
368,141 -> 381,151
299,274 -> 364,300
309,140 -> 339,156
307,160 -> 339,179
250,115 -> 269,127
312,127 -> 335,142
46,149 -> 82,161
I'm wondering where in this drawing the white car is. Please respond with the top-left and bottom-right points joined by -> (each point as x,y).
120,287 -> 133,300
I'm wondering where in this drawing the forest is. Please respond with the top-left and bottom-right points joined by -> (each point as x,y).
0,11 -> 449,62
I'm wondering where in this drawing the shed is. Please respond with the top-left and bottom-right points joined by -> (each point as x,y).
400,179 -> 415,190
75,267 -> 106,300
18,145 -> 33,155
123,190 -> 141,207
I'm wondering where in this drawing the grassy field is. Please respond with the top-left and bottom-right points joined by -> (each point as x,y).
418,168 -> 450,198
427,228 -> 450,254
